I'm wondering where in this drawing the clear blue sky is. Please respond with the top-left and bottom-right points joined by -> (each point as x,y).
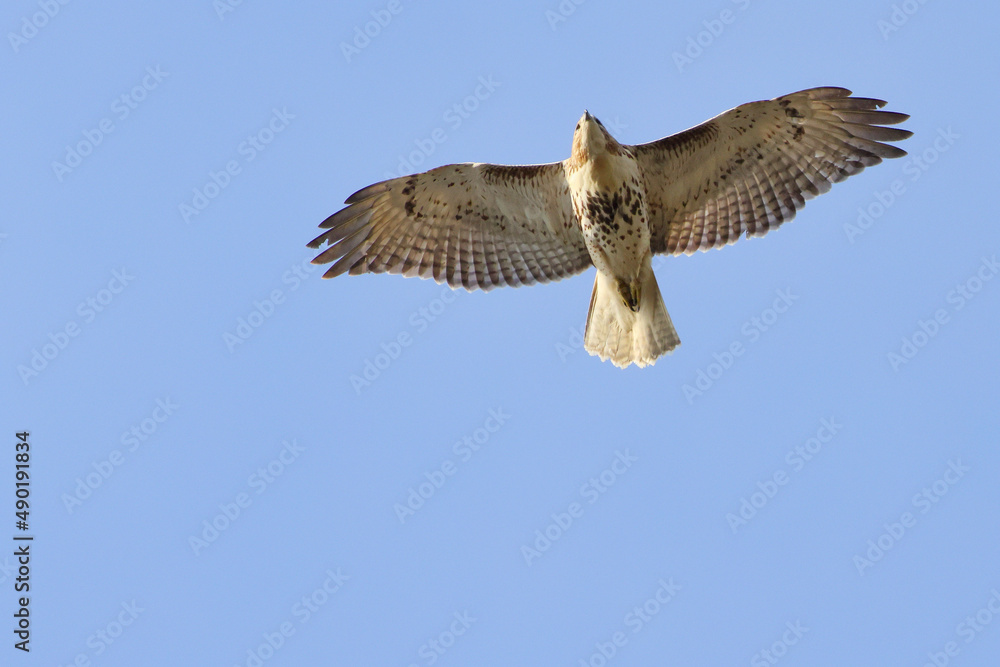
3,1 -> 999,665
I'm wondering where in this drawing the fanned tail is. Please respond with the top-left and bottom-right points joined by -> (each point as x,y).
583,261 -> 679,368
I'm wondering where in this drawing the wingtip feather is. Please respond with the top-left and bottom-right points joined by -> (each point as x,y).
345,180 -> 391,204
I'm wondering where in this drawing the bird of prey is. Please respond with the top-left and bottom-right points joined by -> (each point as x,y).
309,87 -> 910,368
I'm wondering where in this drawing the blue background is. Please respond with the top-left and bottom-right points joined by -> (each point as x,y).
3,1 -> 999,665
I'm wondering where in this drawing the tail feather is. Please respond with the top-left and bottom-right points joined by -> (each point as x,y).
583,264 -> 679,368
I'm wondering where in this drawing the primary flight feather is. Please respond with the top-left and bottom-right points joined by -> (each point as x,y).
309,87 -> 911,368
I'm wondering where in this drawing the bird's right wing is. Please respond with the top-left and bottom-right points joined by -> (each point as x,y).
308,161 -> 592,291
631,87 -> 911,255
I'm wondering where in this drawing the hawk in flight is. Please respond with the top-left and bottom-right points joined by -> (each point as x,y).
309,87 -> 910,368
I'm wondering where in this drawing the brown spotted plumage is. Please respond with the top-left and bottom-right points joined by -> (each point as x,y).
309,87 -> 910,368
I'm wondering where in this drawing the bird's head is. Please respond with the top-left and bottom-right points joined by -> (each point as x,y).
571,110 -> 621,163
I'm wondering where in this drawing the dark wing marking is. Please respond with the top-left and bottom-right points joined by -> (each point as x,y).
308,162 -> 592,290
631,87 -> 911,255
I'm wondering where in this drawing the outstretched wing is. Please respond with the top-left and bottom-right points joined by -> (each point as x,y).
308,162 -> 592,291
632,87 -> 911,255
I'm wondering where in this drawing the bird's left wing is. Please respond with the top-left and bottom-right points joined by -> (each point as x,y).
308,161 -> 591,291
630,87 -> 911,255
